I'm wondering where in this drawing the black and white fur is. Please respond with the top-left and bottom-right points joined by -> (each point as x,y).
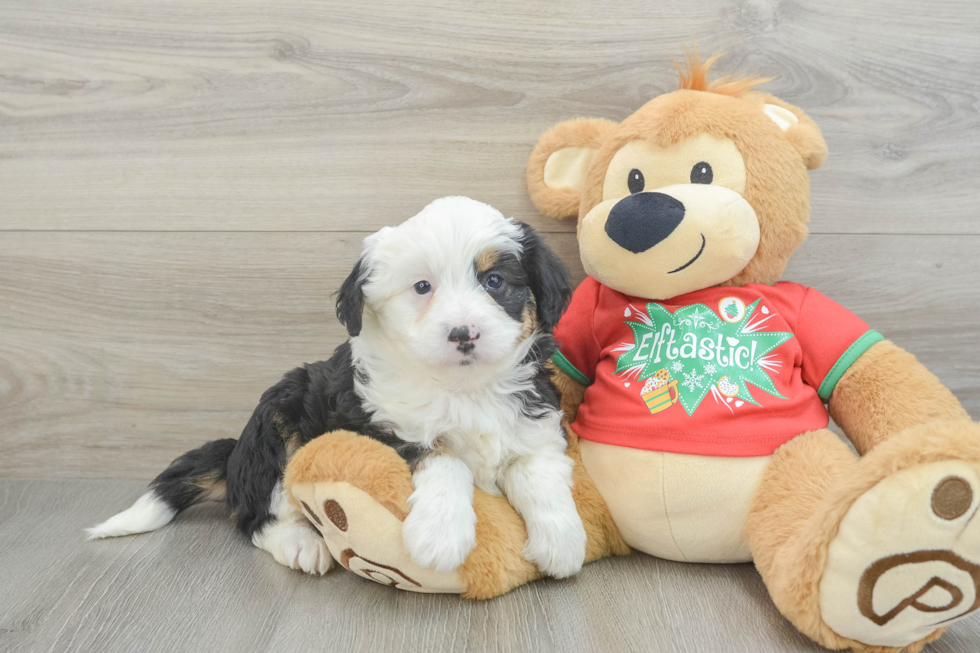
89,196 -> 587,578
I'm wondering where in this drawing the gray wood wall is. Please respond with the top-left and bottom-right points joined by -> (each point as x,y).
2,0 -> 978,480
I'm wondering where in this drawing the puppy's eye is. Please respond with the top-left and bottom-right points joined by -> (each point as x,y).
690,161 -> 713,184
484,274 -> 503,291
414,280 -> 431,294
627,168 -> 645,194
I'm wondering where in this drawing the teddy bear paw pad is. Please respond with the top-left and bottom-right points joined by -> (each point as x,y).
820,460 -> 980,647
290,481 -> 466,594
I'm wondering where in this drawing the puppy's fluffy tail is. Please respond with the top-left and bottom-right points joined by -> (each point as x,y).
87,438 -> 237,539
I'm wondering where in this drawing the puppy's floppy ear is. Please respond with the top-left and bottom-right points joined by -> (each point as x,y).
335,258 -> 367,337
517,223 -> 572,332
526,118 -> 617,220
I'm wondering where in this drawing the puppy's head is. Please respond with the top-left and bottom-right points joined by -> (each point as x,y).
336,197 -> 571,370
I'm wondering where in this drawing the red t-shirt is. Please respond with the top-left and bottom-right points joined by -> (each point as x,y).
552,278 -> 882,457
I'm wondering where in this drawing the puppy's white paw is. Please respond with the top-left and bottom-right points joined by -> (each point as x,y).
403,455 -> 477,572
254,521 -> 333,576
402,493 -> 477,573
524,512 -> 588,579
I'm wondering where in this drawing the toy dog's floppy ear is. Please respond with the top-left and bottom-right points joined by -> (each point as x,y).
335,258 -> 367,337
527,118 -> 617,220
517,222 -> 572,332
761,96 -> 828,171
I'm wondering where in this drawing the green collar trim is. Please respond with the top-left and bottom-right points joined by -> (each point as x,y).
551,350 -> 593,386
817,330 -> 884,402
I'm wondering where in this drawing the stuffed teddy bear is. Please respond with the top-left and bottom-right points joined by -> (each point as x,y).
285,54 -> 980,652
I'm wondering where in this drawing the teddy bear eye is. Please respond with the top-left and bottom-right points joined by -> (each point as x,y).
690,161 -> 713,184
627,168 -> 645,194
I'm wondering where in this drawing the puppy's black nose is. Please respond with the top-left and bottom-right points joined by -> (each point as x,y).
449,325 -> 478,355
605,192 -> 685,254
448,326 -> 471,343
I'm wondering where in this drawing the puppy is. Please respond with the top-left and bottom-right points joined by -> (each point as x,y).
89,196 -> 588,579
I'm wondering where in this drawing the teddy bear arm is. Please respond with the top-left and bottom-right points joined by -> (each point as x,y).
828,339 -> 970,454
547,362 -> 587,423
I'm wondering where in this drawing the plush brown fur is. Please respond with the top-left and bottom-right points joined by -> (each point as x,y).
284,430 -> 414,520
829,340 -> 970,455
455,425 -> 629,598
748,421 -> 980,651
527,55 -> 976,651
526,118 -> 616,220
546,362 -> 587,423
458,488 -> 542,598
455,423 -> 631,598
527,65 -> 827,287
746,429 -> 859,649
674,48 -> 771,97
769,93 -> 829,170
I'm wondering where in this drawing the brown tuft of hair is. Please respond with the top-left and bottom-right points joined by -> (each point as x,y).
673,46 -> 772,97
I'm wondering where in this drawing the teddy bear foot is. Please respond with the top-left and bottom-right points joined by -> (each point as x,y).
290,479 -> 466,594
819,429 -> 980,649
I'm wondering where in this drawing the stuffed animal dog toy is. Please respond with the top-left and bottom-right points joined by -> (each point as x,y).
272,55 -> 980,653
88,196 -> 587,580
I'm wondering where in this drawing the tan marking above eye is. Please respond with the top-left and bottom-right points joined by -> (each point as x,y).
519,303 -> 538,339
602,134 -> 747,201
475,248 -> 499,273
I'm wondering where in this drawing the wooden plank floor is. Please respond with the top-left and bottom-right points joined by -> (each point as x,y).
1,0 -> 979,650
2,479 -> 979,653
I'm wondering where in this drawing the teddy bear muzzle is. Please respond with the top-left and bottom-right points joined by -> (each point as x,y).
580,183 -> 760,300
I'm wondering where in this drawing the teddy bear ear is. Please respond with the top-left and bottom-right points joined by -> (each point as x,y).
761,97 -> 828,171
526,118 -> 617,219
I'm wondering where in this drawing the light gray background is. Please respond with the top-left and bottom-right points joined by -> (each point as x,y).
1,0 -> 978,650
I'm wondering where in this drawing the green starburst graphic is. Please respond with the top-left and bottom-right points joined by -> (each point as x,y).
615,300 -> 793,416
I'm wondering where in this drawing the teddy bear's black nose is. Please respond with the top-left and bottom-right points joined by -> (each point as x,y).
605,192 -> 685,253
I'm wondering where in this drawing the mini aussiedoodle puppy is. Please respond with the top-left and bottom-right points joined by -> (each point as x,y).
90,196 -> 588,579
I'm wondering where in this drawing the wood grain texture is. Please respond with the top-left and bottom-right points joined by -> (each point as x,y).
0,231 -> 976,480
1,0 -> 979,234
1,479 -> 978,652
2,1 -> 980,650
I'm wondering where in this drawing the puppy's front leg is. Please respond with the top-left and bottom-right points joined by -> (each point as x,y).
503,451 -> 587,578
402,451 -> 477,572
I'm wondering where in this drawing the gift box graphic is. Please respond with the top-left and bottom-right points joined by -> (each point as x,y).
640,369 -> 680,415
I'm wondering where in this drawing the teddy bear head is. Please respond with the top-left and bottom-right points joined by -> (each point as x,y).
526,54 -> 828,300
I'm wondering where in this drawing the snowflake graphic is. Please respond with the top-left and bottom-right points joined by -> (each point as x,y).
704,363 -> 717,376
671,361 -> 684,373
682,369 -> 704,392
678,307 -> 719,331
